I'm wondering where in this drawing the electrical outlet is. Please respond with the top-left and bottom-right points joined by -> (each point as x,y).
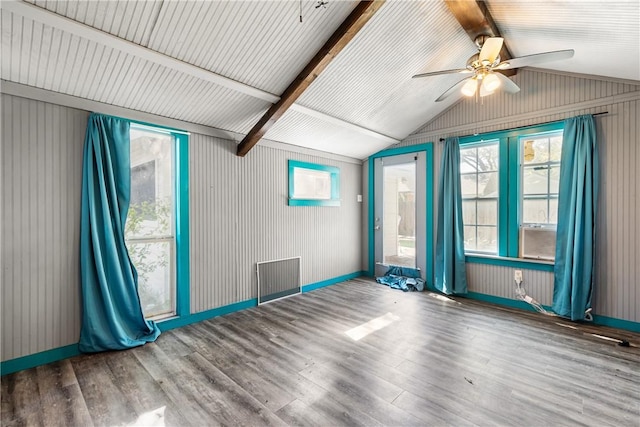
514,270 -> 523,283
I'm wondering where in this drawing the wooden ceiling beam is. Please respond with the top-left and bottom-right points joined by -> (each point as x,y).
236,0 -> 386,157
444,0 -> 516,77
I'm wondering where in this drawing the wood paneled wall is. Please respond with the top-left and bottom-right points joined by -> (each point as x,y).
1,94 -> 363,362
1,95 -> 86,361
189,133 -> 362,313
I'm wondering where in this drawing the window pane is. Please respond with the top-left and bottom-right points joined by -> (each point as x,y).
293,167 -> 332,200
126,127 -> 175,320
549,198 -> 558,224
522,137 -> 550,163
477,145 -> 499,172
550,135 -> 563,161
131,161 -> 156,210
128,131 -> 174,237
523,166 -> 549,195
477,226 -> 497,252
464,226 -> 477,251
477,199 -> 497,225
478,172 -> 498,197
462,200 -> 476,225
522,198 -> 549,224
460,147 -> 477,173
128,241 -> 173,318
461,174 -> 477,197
549,165 -> 560,194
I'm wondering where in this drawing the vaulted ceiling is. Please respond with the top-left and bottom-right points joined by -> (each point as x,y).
2,1 -> 639,159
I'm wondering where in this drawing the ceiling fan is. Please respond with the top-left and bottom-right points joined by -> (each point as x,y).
413,35 -> 574,102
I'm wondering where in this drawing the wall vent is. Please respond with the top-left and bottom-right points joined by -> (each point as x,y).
520,227 -> 556,261
257,256 -> 301,304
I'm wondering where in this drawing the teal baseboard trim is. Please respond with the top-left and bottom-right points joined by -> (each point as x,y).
1,344 -> 80,377
463,292 -> 640,333
465,256 -> 554,272
591,315 -> 640,333
158,298 -> 258,332
302,271 -> 365,293
1,271 -> 364,376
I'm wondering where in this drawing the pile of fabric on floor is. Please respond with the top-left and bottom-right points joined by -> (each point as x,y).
376,266 -> 425,292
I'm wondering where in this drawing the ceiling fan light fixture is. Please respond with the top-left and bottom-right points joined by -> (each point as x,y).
482,73 -> 501,92
479,82 -> 495,97
461,78 -> 478,97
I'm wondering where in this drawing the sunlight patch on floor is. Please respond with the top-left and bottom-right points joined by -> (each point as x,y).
345,312 -> 400,341
127,406 -> 166,427
428,292 -> 459,304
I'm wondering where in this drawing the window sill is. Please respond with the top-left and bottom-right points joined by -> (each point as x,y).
465,254 -> 554,272
288,198 -> 340,207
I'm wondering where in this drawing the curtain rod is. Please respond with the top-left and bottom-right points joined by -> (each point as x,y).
437,111 -> 610,142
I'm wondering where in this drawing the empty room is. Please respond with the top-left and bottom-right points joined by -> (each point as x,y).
1,0 -> 639,425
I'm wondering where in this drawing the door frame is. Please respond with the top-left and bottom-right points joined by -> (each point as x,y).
368,143 -> 434,286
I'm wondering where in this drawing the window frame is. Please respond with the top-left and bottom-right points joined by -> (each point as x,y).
288,160 -> 340,207
127,121 -> 190,320
459,140 -> 500,255
458,120 -> 564,269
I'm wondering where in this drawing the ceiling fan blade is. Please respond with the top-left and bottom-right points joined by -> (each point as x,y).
494,72 -> 520,94
412,68 -> 471,78
479,37 -> 503,64
498,49 -> 574,70
435,78 -> 470,102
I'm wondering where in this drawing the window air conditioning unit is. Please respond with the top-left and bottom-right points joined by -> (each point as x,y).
520,226 -> 556,261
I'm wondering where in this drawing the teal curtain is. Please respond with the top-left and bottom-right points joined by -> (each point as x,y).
79,113 -> 161,352
435,137 -> 468,295
552,115 -> 599,320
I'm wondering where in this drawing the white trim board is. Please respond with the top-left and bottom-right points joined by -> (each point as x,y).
406,90 -> 640,143
0,80 -> 363,165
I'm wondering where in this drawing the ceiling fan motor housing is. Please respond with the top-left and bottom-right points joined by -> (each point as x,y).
466,53 -> 501,72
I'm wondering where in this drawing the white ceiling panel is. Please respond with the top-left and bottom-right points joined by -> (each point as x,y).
265,107 -> 391,159
1,8 -> 270,133
145,0 -> 359,95
25,0 -> 361,95
296,0 -> 474,140
486,0 -> 640,81
26,0 -> 163,46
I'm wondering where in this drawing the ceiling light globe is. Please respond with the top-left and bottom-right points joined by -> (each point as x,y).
483,73 -> 501,92
461,78 -> 478,97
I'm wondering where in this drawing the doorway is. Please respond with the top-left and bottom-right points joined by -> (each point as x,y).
370,145 -> 433,282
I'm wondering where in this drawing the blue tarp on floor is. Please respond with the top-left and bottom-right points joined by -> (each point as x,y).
376,266 -> 425,292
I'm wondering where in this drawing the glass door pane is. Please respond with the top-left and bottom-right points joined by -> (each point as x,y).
382,162 -> 416,267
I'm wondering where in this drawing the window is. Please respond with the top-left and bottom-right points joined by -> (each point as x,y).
520,131 -> 562,226
288,160 -> 340,206
125,124 -> 189,320
459,122 -> 564,262
460,142 -> 499,253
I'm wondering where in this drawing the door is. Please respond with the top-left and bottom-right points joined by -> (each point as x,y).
373,152 -> 427,278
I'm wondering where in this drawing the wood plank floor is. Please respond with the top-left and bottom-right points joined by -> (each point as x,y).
2,278 -> 639,426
